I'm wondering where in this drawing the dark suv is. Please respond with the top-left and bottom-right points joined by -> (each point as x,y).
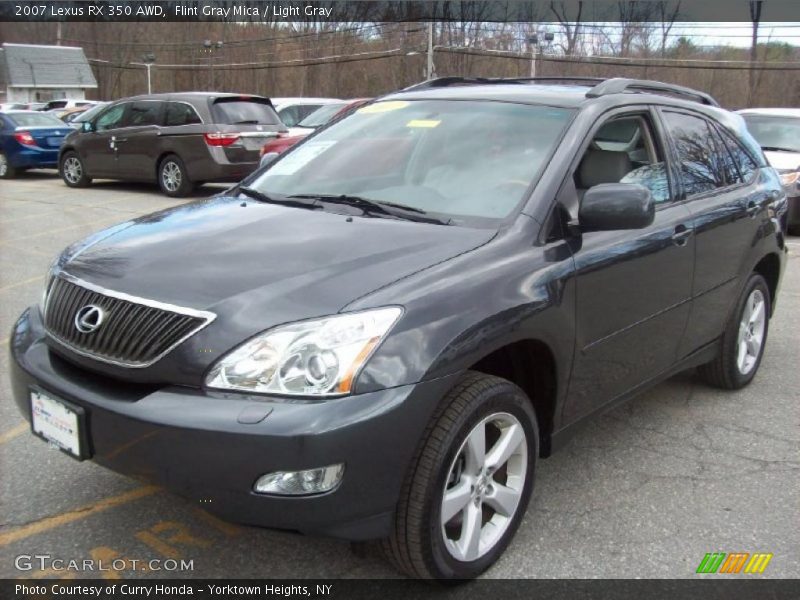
58,92 -> 286,196
10,78 -> 788,580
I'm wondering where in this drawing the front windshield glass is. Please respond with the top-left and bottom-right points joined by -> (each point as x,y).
251,100 -> 574,224
743,115 -> 800,153
73,103 -> 106,123
297,102 -> 347,128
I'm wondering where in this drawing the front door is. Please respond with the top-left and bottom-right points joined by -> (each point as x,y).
563,108 -> 695,423
80,102 -> 129,177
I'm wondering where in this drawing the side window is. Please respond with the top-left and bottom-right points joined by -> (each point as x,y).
575,113 -> 671,204
125,101 -> 161,127
662,111 -> 727,197
164,102 -> 202,126
95,104 -> 127,131
278,106 -> 300,127
717,127 -> 759,184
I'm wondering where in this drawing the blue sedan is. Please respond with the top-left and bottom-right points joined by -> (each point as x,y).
0,111 -> 73,178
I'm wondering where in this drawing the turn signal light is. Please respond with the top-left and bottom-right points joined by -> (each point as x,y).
204,132 -> 240,147
14,131 -> 36,146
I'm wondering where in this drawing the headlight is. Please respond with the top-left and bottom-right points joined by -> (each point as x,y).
205,307 -> 402,396
779,169 -> 799,187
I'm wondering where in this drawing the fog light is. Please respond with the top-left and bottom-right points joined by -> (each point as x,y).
253,464 -> 344,496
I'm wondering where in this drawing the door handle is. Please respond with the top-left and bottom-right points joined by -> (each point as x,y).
671,225 -> 692,246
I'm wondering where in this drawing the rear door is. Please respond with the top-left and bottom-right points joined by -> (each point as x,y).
660,110 -> 769,357
114,100 -> 164,180
208,96 -> 283,165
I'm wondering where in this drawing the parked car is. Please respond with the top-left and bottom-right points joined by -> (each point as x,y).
0,110 -> 73,178
738,108 -> 800,234
260,98 -> 371,166
1,103 -> 28,111
58,92 -> 287,196
271,97 -> 340,127
10,78 -> 787,580
42,99 -> 100,112
24,102 -> 48,111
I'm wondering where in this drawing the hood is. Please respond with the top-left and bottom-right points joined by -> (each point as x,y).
62,195 -> 495,334
763,150 -> 800,172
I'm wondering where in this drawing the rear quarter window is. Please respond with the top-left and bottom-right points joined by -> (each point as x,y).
211,98 -> 280,125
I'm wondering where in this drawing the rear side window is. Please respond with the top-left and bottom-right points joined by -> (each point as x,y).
717,127 -> 759,184
662,111 -> 727,197
125,102 -> 162,127
165,102 -> 202,126
211,98 -> 280,125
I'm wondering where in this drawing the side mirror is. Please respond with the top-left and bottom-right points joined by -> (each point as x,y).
579,183 -> 655,231
81,121 -> 95,133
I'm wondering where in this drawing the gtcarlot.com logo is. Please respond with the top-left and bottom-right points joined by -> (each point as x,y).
696,552 -> 773,574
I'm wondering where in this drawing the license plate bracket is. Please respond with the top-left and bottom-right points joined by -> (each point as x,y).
30,388 -> 90,460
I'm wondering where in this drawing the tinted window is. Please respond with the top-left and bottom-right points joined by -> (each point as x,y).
742,115 -> 800,154
211,98 -> 280,125
164,102 -> 202,126
96,104 -> 128,131
663,112 -> 726,197
125,102 -> 162,127
719,128 -> 759,183
7,112 -> 65,127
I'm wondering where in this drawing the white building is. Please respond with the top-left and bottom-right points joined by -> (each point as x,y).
0,43 -> 97,104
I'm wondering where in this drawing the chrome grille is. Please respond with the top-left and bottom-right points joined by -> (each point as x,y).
43,274 -> 214,367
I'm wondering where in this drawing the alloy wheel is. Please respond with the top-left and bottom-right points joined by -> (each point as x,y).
161,161 -> 182,192
63,156 -> 83,184
737,288 -> 766,375
441,412 -> 527,562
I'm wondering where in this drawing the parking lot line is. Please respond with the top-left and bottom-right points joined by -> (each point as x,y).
0,275 -> 43,292
0,486 -> 159,547
0,217 -> 122,246
0,423 -> 26,445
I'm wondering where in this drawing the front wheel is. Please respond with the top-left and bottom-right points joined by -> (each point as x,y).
158,154 -> 194,197
382,372 -> 538,579
0,152 -> 18,178
60,151 -> 91,187
699,273 -> 770,389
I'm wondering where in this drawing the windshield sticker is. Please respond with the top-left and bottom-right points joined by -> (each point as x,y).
268,140 -> 337,176
406,119 -> 441,128
356,101 -> 409,114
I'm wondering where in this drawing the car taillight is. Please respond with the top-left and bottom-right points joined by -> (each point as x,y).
204,132 -> 240,147
14,131 -> 36,146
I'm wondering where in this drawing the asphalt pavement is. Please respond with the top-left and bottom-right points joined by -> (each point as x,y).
1,172 -> 798,579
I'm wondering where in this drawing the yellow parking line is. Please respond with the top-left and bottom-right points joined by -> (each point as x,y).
0,275 -> 43,292
0,217 -> 119,246
0,423 -> 27,445
0,486 -> 159,547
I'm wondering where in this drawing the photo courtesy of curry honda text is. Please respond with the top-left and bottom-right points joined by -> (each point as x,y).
9,77 -> 788,580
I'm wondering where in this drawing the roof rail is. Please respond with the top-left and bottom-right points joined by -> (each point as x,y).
403,76 -> 607,92
585,78 -> 719,107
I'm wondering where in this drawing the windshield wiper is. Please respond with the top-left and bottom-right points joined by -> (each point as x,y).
288,194 -> 448,224
238,186 -> 320,210
761,146 -> 798,153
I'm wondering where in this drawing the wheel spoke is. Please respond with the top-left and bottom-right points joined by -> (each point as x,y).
746,337 -> 759,357
441,479 -> 472,525
485,423 -> 524,471
457,503 -> 482,562
483,482 -> 520,517
737,340 -> 748,372
749,300 -> 764,326
464,423 -> 485,473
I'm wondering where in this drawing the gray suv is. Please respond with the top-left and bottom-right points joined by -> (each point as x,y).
58,92 -> 287,196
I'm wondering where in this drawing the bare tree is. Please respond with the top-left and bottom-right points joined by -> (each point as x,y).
550,1 -> 584,56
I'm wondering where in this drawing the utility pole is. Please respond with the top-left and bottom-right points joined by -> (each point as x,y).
143,53 -> 156,94
528,32 -> 554,78
203,40 -> 224,91
56,22 -> 62,46
748,0 -> 763,106
426,22 -> 435,80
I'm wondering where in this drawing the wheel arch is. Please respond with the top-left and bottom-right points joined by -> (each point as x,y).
753,252 -> 781,316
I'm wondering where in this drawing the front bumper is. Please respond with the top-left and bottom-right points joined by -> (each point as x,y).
9,307 -> 457,540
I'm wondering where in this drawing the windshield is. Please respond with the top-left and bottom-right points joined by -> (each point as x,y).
251,100 -> 574,225
73,103 -> 106,123
211,98 -> 280,125
297,102 -> 348,128
742,115 -> 800,153
8,112 -> 66,127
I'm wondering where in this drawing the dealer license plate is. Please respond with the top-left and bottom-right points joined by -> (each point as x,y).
30,389 -> 86,459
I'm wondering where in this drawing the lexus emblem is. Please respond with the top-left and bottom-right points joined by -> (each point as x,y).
74,305 -> 105,334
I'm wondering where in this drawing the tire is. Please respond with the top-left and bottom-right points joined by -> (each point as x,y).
381,371 -> 538,580
60,151 -> 91,187
0,152 -> 17,178
158,154 -> 194,197
698,273 -> 770,390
